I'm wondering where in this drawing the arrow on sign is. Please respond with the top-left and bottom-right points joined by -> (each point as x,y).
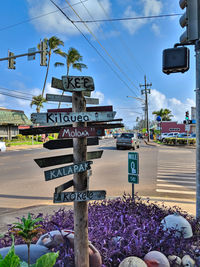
44,161 -> 93,181
34,150 -> 103,168
54,190 -> 106,203
43,137 -> 99,150
31,111 -> 116,126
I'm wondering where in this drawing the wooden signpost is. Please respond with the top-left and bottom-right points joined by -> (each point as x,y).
54,190 -> 106,203
58,127 -> 104,139
31,111 -> 116,126
62,75 -> 94,92
46,93 -> 99,105
44,161 -> 93,181
28,75 -> 124,267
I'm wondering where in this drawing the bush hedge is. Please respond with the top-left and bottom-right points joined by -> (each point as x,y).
164,137 -> 196,146
0,196 -> 199,266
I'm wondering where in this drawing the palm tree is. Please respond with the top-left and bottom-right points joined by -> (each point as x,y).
30,95 -> 47,113
152,108 -> 173,121
38,36 -> 64,97
54,47 -> 87,108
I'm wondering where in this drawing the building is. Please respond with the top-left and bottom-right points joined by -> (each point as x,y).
158,121 -> 187,134
0,108 -> 32,140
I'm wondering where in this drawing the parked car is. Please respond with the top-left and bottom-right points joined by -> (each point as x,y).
0,141 -> 6,152
113,133 -> 121,139
166,132 -> 179,138
177,133 -> 188,138
116,132 -> 140,150
158,133 -> 168,141
189,133 -> 196,138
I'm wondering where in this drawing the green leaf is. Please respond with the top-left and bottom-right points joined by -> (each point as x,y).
0,236 -> 20,267
35,252 -> 59,267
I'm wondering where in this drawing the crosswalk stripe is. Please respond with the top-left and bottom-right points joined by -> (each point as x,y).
157,175 -> 195,179
157,183 -> 196,189
157,179 -> 196,184
156,189 -> 196,194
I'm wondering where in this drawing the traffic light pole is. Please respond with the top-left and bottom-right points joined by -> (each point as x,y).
195,40 -> 200,218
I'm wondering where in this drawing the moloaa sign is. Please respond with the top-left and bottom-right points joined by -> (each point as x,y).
54,190 -> 106,203
62,76 -> 94,92
45,161 -> 93,181
58,127 -> 104,139
31,111 -> 116,126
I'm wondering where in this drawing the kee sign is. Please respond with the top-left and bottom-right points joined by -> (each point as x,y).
62,76 -> 94,92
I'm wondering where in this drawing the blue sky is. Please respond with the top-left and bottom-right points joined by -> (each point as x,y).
0,0 -> 196,128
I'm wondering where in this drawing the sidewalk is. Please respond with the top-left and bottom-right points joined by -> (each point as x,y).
6,144 -> 43,151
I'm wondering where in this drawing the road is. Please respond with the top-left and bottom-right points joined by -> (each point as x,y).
0,138 -> 196,209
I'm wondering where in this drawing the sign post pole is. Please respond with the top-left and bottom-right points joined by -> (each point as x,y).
72,91 -> 89,267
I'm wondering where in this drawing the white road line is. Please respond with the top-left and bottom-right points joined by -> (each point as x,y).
157,179 -> 196,184
156,189 -> 196,194
158,170 -> 195,173
157,183 -> 196,189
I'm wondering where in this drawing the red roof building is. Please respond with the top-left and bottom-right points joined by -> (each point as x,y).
159,121 -> 187,134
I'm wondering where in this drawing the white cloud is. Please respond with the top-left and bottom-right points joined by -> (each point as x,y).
91,90 -> 104,104
149,89 -> 195,122
121,0 -> 162,35
45,83 -> 60,94
151,23 -> 160,36
27,0 -> 111,36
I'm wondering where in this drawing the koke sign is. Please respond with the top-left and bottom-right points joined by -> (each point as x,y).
58,127 -> 104,139
45,161 -> 93,181
31,111 -> 116,126
62,76 -> 94,92
54,190 -> 106,203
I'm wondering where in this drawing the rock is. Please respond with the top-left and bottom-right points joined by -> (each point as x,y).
144,251 -> 170,267
37,229 -> 102,267
119,256 -> 147,266
168,255 -> 182,266
161,213 -> 193,239
182,255 -> 195,267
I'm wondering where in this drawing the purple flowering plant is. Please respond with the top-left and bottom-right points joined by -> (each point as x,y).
0,195 -> 199,266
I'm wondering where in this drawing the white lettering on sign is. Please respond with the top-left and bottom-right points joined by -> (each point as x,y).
47,113 -> 90,124
45,161 -> 93,181
62,76 -> 94,92
62,128 -> 90,138
128,154 -> 137,160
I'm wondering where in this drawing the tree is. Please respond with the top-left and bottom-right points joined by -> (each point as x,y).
152,108 -> 173,121
38,36 -> 64,97
30,95 -> 47,113
54,47 -> 87,108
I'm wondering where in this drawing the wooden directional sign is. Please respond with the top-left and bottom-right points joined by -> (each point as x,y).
43,137 -> 99,150
19,122 -> 124,135
58,127 -> 104,139
51,77 -> 91,96
44,161 -> 93,181
35,150 -> 103,168
48,105 -> 113,113
46,94 -> 99,105
31,111 -> 116,126
55,180 -> 74,194
62,76 -> 94,92
54,190 -> 106,203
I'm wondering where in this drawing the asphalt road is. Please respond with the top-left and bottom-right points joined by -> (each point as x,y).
0,138 -> 196,209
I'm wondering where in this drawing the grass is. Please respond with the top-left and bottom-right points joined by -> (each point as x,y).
6,141 -> 42,146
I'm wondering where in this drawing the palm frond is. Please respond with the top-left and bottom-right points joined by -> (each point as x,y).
54,62 -> 65,67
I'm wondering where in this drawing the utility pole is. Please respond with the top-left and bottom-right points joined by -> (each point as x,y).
140,75 -> 152,142
195,40 -> 200,218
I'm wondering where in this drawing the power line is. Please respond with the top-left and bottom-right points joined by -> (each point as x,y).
50,0 -> 139,97
73,13 -> 182,23
0,86 -> 34,96
0,0 -> 88,32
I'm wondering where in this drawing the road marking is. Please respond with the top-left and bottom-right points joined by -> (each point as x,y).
157,179 -> 196,184
157,175 -> 195,179
156,189 -> 196,194
156,183 -> 196,189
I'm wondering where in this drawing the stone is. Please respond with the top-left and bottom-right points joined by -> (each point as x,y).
168,255 -> 182,266
182,255 -> 195,267
119,256 -> 147,266
144,251 -> 170,267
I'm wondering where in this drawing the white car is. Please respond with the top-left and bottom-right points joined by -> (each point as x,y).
0,141 -> 6,152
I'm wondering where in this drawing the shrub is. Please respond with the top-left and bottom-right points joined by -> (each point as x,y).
0,196 -> 199,266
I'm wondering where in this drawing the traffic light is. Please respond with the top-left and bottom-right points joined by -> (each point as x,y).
40,41 -> 48,66
8,52 -> 16,69
185,111 -> 189,120
179,0 -> 198,44
162,47 -> 190,74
